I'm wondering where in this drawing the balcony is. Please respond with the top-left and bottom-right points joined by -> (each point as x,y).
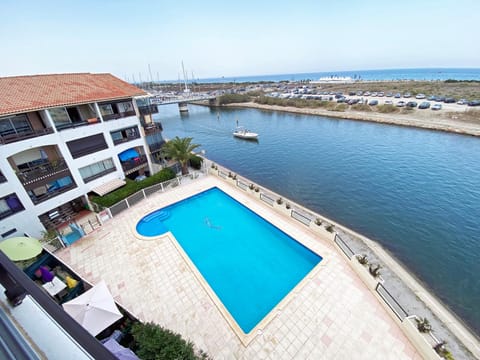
138,105 -> 159,116
29,182 -> 77,205
144,122 -> 163,135
121,155 -> 148,173
111,126 -> 141,145
55,118 -> 100,131
102,111 -> 136,121
17,159 -> 69,186
147,140 -> 165,153
0,127 -> 54,144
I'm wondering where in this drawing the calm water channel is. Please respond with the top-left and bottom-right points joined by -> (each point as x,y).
154,104 -> 480,336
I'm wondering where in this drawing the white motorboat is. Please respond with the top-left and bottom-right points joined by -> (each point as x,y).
233,126 -> 258,140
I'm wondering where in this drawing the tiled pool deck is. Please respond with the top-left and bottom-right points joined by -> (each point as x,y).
56,176 -> 421,359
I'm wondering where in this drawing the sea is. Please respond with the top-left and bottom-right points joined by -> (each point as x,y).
154,100 -> 480,337
189,67 -> 480,83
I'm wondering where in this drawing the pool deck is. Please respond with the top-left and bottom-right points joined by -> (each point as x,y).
56,176 -> 421,359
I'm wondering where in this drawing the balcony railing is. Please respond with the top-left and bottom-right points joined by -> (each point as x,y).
17,159 -> 69,186
112,133 -> 141,145
138,105 -> 159,116
55,118 -> 101,132
0,128 -> 54,144
30,182 -> 77,205
148,140 -> 165,153
144,122 -> 163,135
121,155 -> 148,172
102,111 -> 136,121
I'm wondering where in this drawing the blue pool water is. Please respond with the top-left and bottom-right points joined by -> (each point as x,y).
136,187 -> 322,333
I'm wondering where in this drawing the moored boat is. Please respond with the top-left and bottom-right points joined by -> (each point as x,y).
233,126 -> 258,140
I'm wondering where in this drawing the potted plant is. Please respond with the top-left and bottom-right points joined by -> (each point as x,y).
357,254 -> 368,265
228,172 -> 232,178
315,218 -> 322,226
254,186 -> 260,193
369,264 -> 382,278
285,203 -> 291,209
325,224 -> 334,233
232,174 -> 237,180
276,197 -> 283,205
249,183 -> 255,190
415,317 -> 432,333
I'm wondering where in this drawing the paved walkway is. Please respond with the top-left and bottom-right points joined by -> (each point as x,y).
56,176 -> 420,359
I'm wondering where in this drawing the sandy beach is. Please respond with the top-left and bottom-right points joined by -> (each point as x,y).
223,101 -> 480,137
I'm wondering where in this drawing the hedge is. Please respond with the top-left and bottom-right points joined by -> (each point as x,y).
90,168 -> 176,208
131,322 -> 210,360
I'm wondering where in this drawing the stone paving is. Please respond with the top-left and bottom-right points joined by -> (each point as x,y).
56,176 -> 421,359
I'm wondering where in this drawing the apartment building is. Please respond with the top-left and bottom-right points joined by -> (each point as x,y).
0,73 -> 163,240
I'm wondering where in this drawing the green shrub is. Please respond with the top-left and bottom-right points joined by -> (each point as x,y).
218,94 -> 250,105
90,168 -> 176,208
351,104 -> 372,112
189,155 -> 203,170
132,322 -> 199,360
376,104 -> 399,113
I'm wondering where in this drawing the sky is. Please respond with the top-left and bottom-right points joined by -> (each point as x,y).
0,0 -> 479,81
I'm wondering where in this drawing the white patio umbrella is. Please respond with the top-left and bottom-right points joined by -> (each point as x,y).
62,280 -> 122,336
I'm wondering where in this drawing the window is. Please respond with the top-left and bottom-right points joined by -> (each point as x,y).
0,115 -> 31,137
79,158 -> 116,182
0,194 -> 25,220
49,107 -> 70,125
99,104 -> 114,116
117,101 -> 133,113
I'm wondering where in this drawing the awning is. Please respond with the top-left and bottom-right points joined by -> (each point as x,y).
91,179 -> 126,196
118,149 -> 139,162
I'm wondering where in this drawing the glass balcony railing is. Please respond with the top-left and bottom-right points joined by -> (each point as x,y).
0,128 -> 54,144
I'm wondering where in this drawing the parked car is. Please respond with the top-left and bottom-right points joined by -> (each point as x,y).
444,98 -> 456,103
468,100 -> 480,106
403,92 -> 412,98
386,92 -> 393,97
428,95 -> 437,101
385,100 -> 393,105
415,93 -> 426,99
436,96 -> 446,102
371,92 -> 378,97
349,91 -> 356,96
406,101 -> 418,108
457,99 -> 468,105
364,91 -> 371,96
394,93 -> 402,98
368,99 -> 378,106
356,90 -> 363,96
396,101 -> 406,107
431,103 -> 442,110
378,92 -> 384,97
419,101 -> 431,109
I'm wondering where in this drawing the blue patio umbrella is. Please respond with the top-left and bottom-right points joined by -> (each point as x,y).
118,149 -> 139,162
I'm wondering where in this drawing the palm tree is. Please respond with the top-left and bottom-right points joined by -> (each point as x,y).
161,136 -> 201,175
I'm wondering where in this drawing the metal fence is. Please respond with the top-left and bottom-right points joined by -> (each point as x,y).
218,170 -> 228,178
260,193 -> 275,206
334,234 -> 355,259
106,177 -> 181,218
376,283 -> 409,321
291,210 -> 312,226
236,180 -> 249,191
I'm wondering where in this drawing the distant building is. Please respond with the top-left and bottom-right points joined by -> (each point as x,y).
0,73 -> 163,240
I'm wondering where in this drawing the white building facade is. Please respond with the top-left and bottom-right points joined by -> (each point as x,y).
0,73 -> 163,239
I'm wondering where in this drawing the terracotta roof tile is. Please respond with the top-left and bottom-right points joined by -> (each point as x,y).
0,73 -> 147,116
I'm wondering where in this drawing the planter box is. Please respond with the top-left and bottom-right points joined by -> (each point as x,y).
310,224 -> 336,241
402,317 -> 442,360
350,257 -> 380,290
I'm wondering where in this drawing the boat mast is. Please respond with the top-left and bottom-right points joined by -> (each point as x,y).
181,61 -> 190,93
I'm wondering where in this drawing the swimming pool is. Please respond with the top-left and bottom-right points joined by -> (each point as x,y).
136,187 -> 322,334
